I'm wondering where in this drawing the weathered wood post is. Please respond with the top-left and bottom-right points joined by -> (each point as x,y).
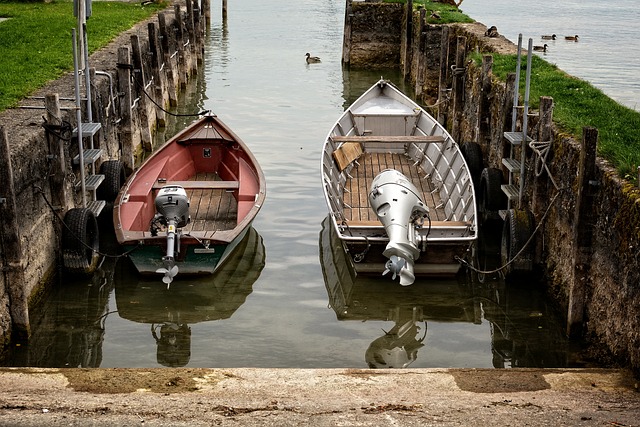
185,0 -> 197,76
450,36 -> 466,141
44,94 -> 72,210
478,55 -> 493,146
342,0 -> 352,66
202,0 -> 210,24
437,26 -> 450,126
130,34 -> 153,151
0,127 -> 30,341
117,46 -> 135,173
148,22 -> 166,127
174,3 -> 187,89
158,13 -> 178,107
402,0 -> 413,78
414,8 -> 427,98
222,0 -> 227,21
567,126 -> 598,338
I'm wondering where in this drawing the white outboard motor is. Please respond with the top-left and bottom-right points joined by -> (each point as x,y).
153,185 -> 190,286
368,169 -> 429,286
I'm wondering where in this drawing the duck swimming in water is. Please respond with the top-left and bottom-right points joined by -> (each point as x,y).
541,34 -> 556,40
305,53 -> 321,64
533,44 -> 548,52
565,34 -> 579,41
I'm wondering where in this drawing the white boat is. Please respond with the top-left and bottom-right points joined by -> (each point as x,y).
321,79 -> 478,285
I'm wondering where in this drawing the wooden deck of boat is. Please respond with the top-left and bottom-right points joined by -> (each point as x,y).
343,152 -> 446,222
181,172 -> 237,232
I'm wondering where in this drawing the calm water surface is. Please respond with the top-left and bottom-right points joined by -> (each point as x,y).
12,0 -> 631,369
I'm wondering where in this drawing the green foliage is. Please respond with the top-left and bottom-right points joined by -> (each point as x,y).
0,0 -> 165,111
470,51 -> 640,180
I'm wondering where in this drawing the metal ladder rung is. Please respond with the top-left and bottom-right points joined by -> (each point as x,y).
77,174 -> 104,191
501,184 -> 519,202
503,131 -> 533,146
87,200 -> 106,217
502,158 -> 521,173
72,122 -> 102,138
73,148 -> 103,165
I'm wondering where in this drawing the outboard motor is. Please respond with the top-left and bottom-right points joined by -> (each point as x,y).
368,169 -> 429,286
153,185 -> 190,286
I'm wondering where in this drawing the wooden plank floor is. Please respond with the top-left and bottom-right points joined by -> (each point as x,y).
182,172 -> 237,232
343,152 -> 446,221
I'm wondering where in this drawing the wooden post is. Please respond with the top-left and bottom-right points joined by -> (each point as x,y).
451,36 -> 466,142
0,126 -> 30,341
130,34 -> 152,151
479,55 -> 493,145
202,0 -> 210,24
44,94 -> 71,210
117,46 -> 134,173
415,8 -> 426,98
342,0 -> 352,66
222,0 -> 227,21
402,0 -> 413,78
437,26 -> 450,126
567,126 -> 598,338
175,3 -> 187,89
148,22 -> 166,127
158,13 -> 178,107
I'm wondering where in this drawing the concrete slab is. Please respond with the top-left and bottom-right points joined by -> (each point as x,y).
0,368 -> 638,426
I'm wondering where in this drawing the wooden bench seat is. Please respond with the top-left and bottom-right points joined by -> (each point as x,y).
152,180 -> 240,190
344,219 -> 470,228
330,135 -> 446,144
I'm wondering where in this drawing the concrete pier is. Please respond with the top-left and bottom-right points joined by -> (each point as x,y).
0,367 -> 638,426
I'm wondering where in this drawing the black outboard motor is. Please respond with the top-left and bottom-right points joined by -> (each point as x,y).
153,185 -> 190,286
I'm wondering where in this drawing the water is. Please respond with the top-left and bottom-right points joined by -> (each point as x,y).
11,0 -> 633,369
460,0 -> 640,111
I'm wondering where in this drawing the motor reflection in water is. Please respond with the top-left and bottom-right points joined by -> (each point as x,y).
319,215 -> 571,369
115,226 -> 265,367
15,226 -> 265,368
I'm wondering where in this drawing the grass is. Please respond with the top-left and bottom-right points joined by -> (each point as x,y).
0,0 -> 166,111
473,52 -> 640,181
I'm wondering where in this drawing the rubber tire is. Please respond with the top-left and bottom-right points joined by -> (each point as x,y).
500,208 -> 535,277
62,208 -> 100,275
479,167 -> 506,225
97,160 -> 126,202
460,142 -> 483,189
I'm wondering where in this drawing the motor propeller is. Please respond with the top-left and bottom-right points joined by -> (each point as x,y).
156,264 -> 179,288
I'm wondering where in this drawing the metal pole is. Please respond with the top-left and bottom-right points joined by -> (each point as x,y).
519,38 -> 533,208
72,28 -> 87,208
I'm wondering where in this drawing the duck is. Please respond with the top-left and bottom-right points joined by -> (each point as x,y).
541,34 -> 556,40
533,44 -> 548,52
565,34 -> 579,41
305,53 -> 321,64
484,25 -> 499,38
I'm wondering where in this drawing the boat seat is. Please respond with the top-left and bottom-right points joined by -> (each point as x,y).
344,219 -> 470,228
332,141 -> 363,171
152,180 -> 240,190
330,135 -> 446,144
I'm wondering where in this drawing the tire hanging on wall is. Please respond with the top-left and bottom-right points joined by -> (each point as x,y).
460,141 -> 483,190
501,208 -> 535,277
479,167 -> 506,226
62,207 -> 100,275
97,159 -> 126,202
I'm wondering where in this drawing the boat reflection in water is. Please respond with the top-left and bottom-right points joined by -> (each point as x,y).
115,226 -> 265,367
319,215 -> 570,369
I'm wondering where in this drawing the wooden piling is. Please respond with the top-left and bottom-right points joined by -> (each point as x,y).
44,94 -> 71,210
402,0 -> 413,79
148,22 -> 166,127
342,0 -> 352,66
174,3 -> 187,89
222,0 -> 227,21
414,8 -> 427,98
450,36 -> 466,141
479,55 -> 493,145
567,126 -> 598,338
158,13 -> 178,107
117,46 -> 135,173
130,34 -> 152,151
0,127 -> 30,341
437,26 -> 450,126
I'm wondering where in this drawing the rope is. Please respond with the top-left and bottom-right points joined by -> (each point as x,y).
456,190 -> 562,275
34,185 -> 140,259
130,73 -> 210,118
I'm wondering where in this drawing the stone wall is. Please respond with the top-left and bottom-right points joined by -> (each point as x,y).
344,1 -> 640,374
0,0 -> 207,350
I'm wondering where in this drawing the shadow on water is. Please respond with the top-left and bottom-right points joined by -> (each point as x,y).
319,215 -> 574,369
9,211 -> 265,367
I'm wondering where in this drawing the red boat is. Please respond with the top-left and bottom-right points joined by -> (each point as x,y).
113,113 -> 266,285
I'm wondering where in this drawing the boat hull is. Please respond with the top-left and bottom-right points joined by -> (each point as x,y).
321,79 -> 477,281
